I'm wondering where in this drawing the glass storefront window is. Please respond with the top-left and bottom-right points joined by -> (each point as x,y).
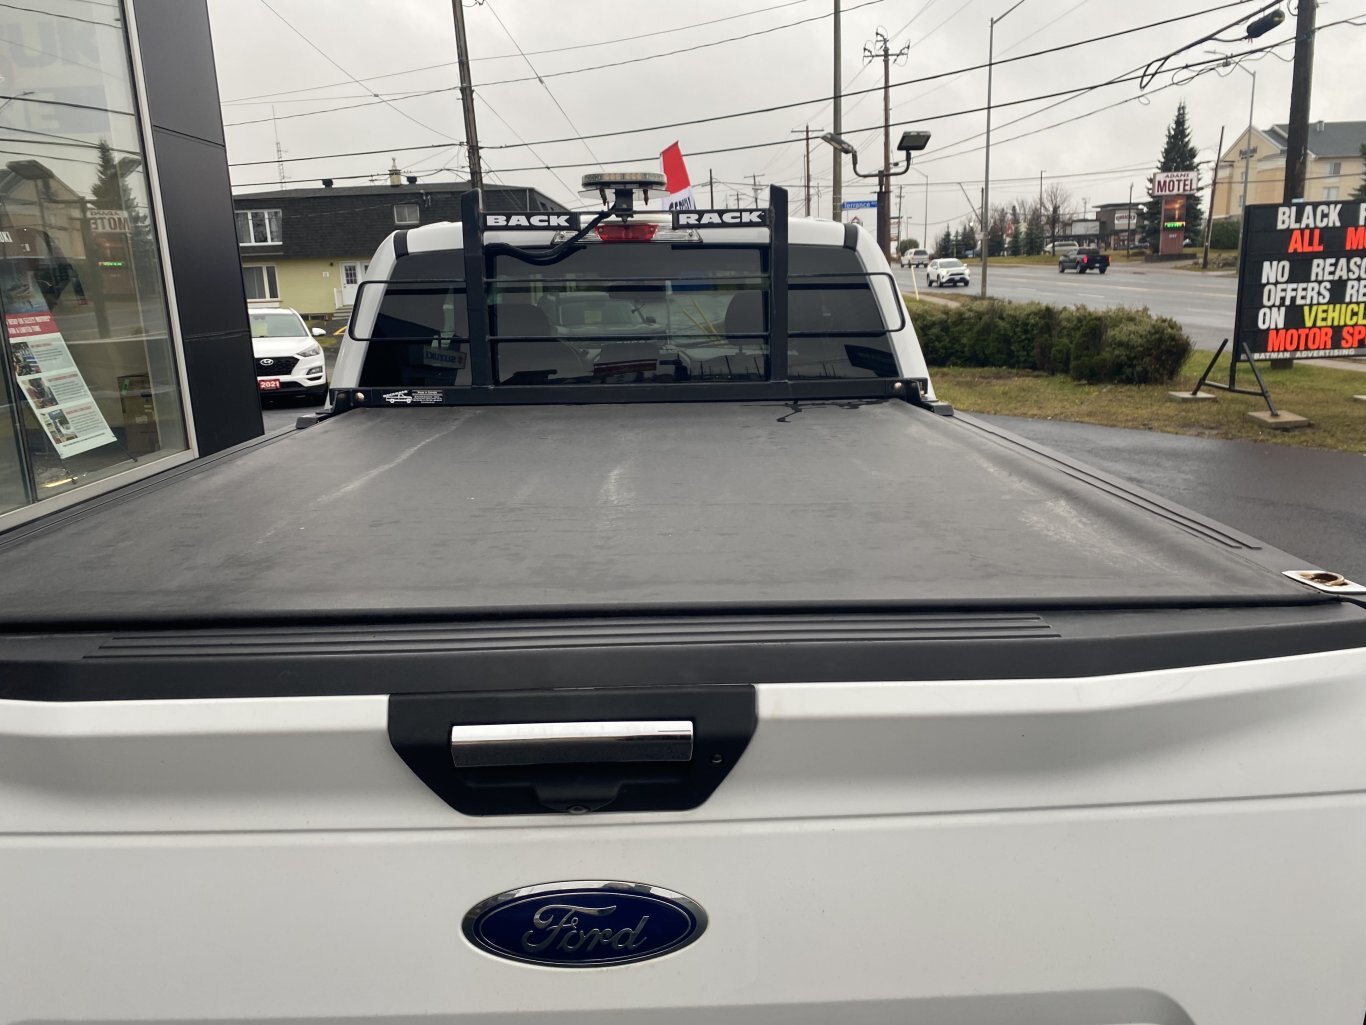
0,0 -> 188,510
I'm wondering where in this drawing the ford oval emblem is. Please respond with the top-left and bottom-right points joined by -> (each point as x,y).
463,881 -> 706,968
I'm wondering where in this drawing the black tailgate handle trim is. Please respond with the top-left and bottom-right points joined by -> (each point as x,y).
389,686 -> 755,816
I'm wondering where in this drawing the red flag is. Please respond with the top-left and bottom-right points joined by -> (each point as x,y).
660,142 -> 692,194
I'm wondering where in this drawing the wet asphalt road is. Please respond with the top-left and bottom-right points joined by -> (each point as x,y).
895,261 -> 1238,351
978,414 -> 1366,582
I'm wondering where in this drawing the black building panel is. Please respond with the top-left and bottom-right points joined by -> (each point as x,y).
131,0 -> 260,454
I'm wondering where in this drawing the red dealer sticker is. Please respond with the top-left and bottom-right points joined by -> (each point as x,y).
1234,201 -> 1366,360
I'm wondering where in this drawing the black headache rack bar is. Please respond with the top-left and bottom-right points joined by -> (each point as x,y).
330,185 -> 935,412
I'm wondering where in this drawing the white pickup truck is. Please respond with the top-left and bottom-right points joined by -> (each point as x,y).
3,177 -> 1365,1025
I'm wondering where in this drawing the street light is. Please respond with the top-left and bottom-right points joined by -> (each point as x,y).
982,0 -> 1029,297
820,131 -> 931,254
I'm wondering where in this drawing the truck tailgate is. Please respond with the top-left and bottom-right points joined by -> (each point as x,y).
5,645 -> 1366,1024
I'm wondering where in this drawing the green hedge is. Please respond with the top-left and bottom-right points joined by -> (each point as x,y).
908,298 -> 1191,384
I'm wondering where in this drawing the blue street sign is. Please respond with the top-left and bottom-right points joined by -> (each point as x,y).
841,199 -> 878,209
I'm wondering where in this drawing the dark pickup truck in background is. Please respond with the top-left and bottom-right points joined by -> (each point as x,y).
1059,246 -> 1110,273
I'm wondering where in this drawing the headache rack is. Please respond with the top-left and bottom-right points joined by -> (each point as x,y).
326,184 -> 934,413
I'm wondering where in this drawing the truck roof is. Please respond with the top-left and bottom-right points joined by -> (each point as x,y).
0,401 -> 1321,626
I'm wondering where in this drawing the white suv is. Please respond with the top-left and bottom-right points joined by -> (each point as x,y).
926,258 -> 971,287
248,308 -> 329,402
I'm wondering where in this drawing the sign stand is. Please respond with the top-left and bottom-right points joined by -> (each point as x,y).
1190,335 -> 1278,415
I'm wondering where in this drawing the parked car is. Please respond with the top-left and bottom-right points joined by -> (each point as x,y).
248,307 -> 329,403
1058,247 -> 1110,274
1043,240 -> 1080,256
900,247 -> 930,267
926,257 -> 970,287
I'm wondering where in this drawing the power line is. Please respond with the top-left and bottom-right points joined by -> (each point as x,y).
479,1 -> 1273,152
475,92 -> 576,198
220,0 -> 1260,147
227,13 -> 1357,186
219,0 -> 824,104
254,0 -> 461,145
480,0 -> 603,170
226,51 -> 1253,178
471,0 -> 887,90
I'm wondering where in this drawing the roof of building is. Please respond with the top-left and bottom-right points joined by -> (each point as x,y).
1264,121 -> 1366,158
231,181 -> 567,262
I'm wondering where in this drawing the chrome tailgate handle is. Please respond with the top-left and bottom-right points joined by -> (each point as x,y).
450,720 -> 694,768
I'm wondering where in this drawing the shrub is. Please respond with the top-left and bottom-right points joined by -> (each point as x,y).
905,297 -> 1191,384
1209,218 -> 1241,251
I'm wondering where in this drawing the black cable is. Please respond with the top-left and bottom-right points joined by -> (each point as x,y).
224,0 -> 886,127
219,0 -> 823,104
229,13 -> 1358,185
254,0 -> 461,145
481,0 -> 603,168
228,53 -> 1242,177
222,0 -> 1262,144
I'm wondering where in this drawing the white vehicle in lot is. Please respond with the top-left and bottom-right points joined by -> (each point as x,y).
3,175 -> 1366,1025
926,256 -> 971,286
248,307 -> 329,402
1043,239 -> 1080,256
900,246 -> 930,267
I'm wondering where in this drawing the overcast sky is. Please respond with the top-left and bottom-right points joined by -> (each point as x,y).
209,0 -> 1366,240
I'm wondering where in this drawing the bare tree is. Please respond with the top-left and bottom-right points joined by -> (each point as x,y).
1042,182 -> 1074,244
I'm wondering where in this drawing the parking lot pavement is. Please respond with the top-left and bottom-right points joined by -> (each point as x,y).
977,413 -> 1366,582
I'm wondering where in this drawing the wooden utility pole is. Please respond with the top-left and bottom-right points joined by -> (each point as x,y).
709,169 -> 715,207
1282,0 -> 1317,202
1203,125 -> 1225,269
450,0 -> 482,192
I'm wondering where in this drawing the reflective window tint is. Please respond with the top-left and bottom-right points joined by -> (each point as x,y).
0,2 -> 189,510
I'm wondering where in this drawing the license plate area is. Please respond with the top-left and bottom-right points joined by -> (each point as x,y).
258,378 -> 281,391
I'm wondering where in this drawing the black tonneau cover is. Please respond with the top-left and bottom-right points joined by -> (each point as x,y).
0,401 -> 1319,624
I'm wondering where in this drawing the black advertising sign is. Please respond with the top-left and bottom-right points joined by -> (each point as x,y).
1236,201 -> 1366,360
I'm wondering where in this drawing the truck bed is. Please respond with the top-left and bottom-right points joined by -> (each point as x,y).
0,400 -> 1324,620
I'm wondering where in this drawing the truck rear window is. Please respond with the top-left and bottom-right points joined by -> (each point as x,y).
358,244 -> 897,387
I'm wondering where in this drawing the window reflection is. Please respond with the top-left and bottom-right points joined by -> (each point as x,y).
0,0 -> 188,508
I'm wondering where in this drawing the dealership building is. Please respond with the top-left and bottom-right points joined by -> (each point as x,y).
0,0 -> 258,530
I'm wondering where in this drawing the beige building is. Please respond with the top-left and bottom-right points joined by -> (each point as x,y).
1212,120 -> 1366,219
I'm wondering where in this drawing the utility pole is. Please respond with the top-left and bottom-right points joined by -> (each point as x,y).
791,126 -> 818,215
709,169 -> 715,207
748,174 -> 761,206
1039,170 -> 1044,208
450,0 -> 482,192
896,184 -> 905,249
1238,66 -> 1257,211
864,29 -> 909,259
1282,0 -> 1316,202
1203,124 -> 1225,269
983,0 -> 1028,297
832,0 -> 842,221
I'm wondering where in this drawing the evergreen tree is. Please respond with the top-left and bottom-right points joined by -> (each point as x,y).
937,225 -> 953,257
959,221 -> 978,255
1023,203 -> 1045,255
1143,102 -> 1204,251
91,139 -> 160,293
1352,144 -> 1366,202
